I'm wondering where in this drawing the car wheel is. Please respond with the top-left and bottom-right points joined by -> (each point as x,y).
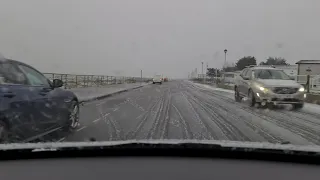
293,103 -> 304,110
153,82 -> 155,84
0,121 -> 9,143
248,90 -> 256,107
234,87 -> 242,102
64,100 -> 80,131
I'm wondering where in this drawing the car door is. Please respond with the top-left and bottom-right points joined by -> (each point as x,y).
16,63 -> 61,133
0,61 -> 40,140
238,68 -> 248,96
242,69 -> 252,95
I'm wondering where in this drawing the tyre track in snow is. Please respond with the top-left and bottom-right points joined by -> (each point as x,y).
125,94 -> 164,139
194,85 -> 317,145
147,92 -> 166,139
183,89 -> 264,142
184,86 -> 284,143
66,80 -> 318,145
182,83 -> 282,142
171,104 -> 193,139
180,91 -> 218,140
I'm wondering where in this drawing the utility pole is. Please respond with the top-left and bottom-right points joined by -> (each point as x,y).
206,62 -> 208,83
224,51 -> 227,65
140,70 -> 142,85
201,62 -> 204,81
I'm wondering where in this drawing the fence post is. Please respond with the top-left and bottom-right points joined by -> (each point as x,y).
75,75 -> 78,88
64,74 -> 67,89
101,76 -> 104,86
307,75 -> 310,93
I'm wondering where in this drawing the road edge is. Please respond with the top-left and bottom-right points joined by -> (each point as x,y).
78,83 -> 150,104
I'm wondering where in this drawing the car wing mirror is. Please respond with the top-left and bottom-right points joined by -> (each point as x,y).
52,79 -> 63,88
243,76 -> 250,80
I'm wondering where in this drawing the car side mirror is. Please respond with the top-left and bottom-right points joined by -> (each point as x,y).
52,79 -> 63,88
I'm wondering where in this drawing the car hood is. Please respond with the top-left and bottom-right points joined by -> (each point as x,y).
256,79 -> 301,88
0,139 -> 320,153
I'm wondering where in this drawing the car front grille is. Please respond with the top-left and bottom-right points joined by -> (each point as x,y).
272,87 -> 298,94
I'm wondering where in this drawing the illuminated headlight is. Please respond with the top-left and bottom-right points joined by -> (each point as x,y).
259,86 -> 265,91
299,87 -> 305,92
256,85 -> 268,92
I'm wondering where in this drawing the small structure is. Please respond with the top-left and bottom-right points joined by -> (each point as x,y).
296,60 -> 320,76
296,60 -> 320,90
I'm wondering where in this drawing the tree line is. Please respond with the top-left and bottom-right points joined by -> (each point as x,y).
206,57 -> 289,78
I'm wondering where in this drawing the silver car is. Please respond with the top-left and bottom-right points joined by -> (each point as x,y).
234,66 -> 306,109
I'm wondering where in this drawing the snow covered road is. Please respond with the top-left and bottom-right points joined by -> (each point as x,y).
59,80 -> 320,145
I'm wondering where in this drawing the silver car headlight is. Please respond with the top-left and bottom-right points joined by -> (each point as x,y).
298,86 -> 305,92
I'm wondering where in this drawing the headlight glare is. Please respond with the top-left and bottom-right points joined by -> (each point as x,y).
299,87 -> 305,92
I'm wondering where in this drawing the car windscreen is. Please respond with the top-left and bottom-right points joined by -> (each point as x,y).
253,69 -> 291,80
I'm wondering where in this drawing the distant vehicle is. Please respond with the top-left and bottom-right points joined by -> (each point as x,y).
153,75 -> 162,84
234,66 -> 306,109
0,59 -> 79,142
163,77 -> 168,82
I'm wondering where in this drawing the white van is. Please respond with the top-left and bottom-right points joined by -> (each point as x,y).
153,75 -> 162,84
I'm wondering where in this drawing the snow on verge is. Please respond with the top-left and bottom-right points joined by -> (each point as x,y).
192,82 -> 234,94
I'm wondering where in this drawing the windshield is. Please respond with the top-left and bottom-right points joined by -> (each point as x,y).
1,0 -> 320,154
254,69 -> 291,80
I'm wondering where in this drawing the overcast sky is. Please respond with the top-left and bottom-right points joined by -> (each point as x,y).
0,0 -> 320,78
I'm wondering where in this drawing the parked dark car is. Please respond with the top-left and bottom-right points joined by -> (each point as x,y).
0,59 -> 79,143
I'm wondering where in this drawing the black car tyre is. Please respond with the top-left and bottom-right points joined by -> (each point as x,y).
0,121 -> 9,143
248,90 -> 256,107
293,103 -> 304,110
64,100 -> 80,131
234,87 -> 242,102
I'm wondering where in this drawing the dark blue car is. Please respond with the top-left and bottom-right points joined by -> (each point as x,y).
0,59 -> 79,142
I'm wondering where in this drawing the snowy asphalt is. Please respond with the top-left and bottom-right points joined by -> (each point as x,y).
61,80 -> 320,145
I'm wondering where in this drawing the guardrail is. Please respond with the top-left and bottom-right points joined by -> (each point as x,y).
43,73 -> 152,89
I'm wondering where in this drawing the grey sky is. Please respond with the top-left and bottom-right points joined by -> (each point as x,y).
0,0 -> 320,78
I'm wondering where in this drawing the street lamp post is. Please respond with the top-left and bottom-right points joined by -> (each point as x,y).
224,49 -> 228,68
201,62 -> 204,82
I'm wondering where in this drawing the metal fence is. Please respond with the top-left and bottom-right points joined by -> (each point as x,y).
43,73 -> 152,89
